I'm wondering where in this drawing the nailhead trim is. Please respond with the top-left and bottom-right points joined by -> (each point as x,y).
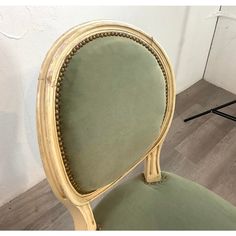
55,31 -> 169,193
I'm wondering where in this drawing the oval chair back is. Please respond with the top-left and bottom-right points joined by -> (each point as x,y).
36,21 -> 175,230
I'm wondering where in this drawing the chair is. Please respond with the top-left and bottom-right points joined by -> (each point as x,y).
36,20 -> 236,230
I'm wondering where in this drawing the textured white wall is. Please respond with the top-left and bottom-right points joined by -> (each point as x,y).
205,6 -> 236,95
0,6 -> 218,206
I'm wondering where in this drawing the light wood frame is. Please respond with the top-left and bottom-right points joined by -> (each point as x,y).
36,20 -> 176,230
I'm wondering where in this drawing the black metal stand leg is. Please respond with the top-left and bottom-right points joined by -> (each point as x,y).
212,110 -> 236,122
184,100 -> 236,122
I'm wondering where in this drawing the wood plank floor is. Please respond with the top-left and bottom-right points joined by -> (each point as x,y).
0,79 -> 235,230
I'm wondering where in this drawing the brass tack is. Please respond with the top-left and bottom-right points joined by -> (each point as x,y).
69,176 -> 74,181
61,68 -> 65,72
72,48 -> 77,53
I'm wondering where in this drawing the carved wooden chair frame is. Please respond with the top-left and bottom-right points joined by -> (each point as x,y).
36,20 -> 176,230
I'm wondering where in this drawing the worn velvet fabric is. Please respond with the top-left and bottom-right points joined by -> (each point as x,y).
60,37 -> 166,193
94,172 -> 236,230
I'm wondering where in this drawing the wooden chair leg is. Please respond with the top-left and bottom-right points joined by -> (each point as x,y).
66,202 -> 97,230
144,143 -> 162,183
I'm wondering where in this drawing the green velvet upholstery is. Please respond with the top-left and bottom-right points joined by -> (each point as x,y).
94,172 -> 236,230
60,36 -> 166,193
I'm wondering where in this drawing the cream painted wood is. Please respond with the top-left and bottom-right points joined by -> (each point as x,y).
144,143 -> 163,182
37,20 -> 175,230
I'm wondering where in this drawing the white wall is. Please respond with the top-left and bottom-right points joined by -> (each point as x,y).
204,6 -> 236,95
176,6 -> 219,93
0,6 -> 218,206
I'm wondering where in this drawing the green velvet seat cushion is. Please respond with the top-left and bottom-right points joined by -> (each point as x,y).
94,172 -> 236,230
60,36 -> 166,193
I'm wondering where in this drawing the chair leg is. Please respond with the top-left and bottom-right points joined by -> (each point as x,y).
66,202 -> 97,230
144,143 -> 162,183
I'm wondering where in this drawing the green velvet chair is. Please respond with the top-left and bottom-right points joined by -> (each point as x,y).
37,20 -> 236,230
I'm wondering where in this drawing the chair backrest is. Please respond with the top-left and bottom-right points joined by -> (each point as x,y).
37,21 -> 175,207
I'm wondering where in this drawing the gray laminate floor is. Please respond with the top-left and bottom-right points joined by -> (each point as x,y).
0,79 -> 235,230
